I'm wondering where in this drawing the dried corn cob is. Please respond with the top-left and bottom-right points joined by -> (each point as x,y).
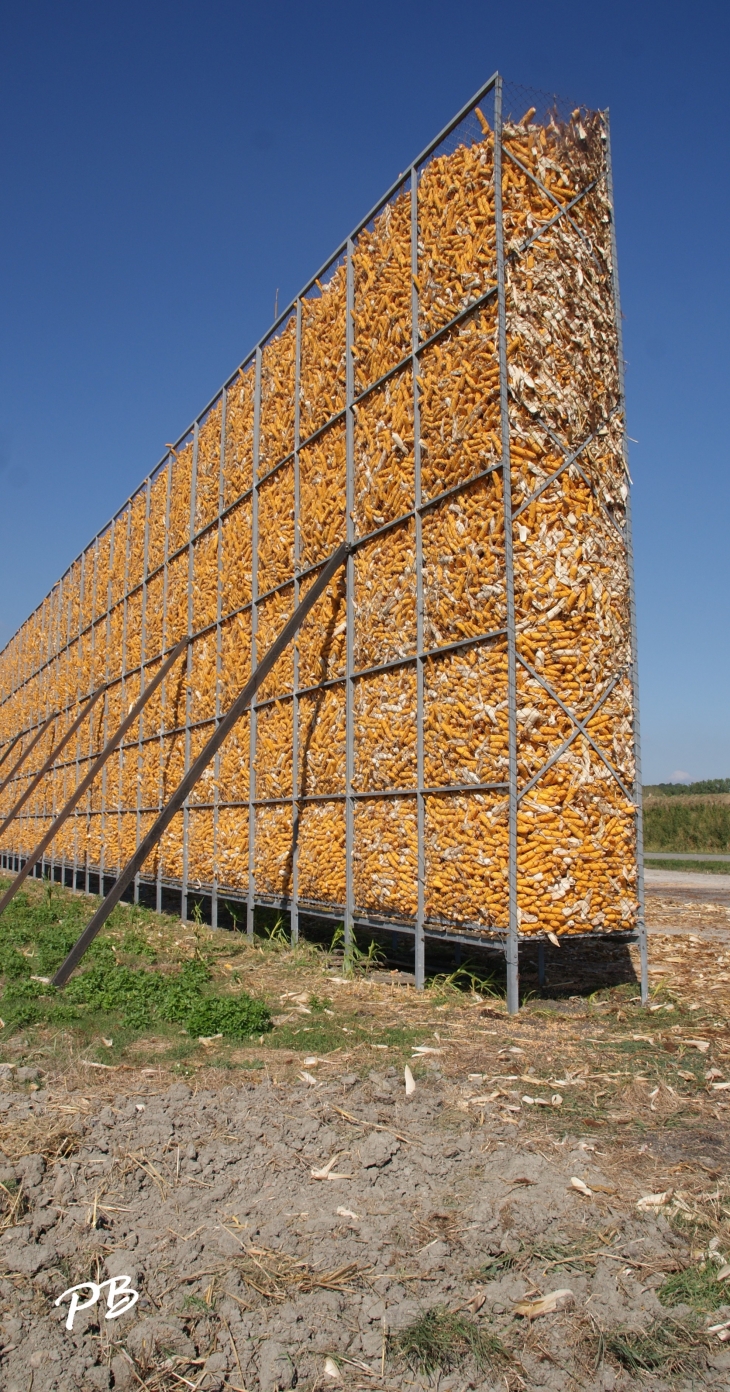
299,422 -> 347,569
224,367 -> 256,505
300,264 -> 347,438
354,798 -> 418,919
298,685 -> 346,796
297,801 -> 346,906
354,668 -> 417,792
353,187 -> 411,394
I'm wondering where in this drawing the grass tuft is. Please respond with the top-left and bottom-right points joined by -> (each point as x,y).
426,964 -> 501,1000
659,1261 -> 730,1314
605,1318 -> 705,1375
393,1305 -> 507,1375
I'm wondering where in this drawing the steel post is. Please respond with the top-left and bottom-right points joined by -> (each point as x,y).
604,110 -> 647,1004
99,518 -> 117,894
118,504 -> 133,884
494,76 -> 520,1014
181,425 -> 199,923
134,479 -> 152,905
345,237 -> 356,967
247,349 -> 262,940
86,537 -> 100,895
212,391 -> 227,929
411,167 -> 426,990
72,550 -> 88,888
291,299 -> 302,945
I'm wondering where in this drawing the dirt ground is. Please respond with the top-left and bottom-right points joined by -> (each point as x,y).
3,881 -> 730,1391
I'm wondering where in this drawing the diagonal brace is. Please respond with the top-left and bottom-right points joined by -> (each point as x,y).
51,540 -> 351,986
502,143 -> 601,266
517,657 -> 633,803
0,685 -> 108,840
0,636 -> 190,918
510,401 -> 626,543
0,731 -> 24,775
512,417 -> 614,521
0,712 -> 57,799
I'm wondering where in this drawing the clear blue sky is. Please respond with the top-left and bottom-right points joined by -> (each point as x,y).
0,1 -> 727,784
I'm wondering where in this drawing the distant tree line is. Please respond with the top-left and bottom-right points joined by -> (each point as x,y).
644,779 -> 730,798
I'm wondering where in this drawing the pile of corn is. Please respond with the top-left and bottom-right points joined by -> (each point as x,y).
0,97 -> 638,938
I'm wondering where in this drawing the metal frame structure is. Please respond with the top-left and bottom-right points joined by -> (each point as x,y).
0,685 -> 106,840
0,638 -> 189,916
51,541 -> 350,984
0,74 -> 647,1008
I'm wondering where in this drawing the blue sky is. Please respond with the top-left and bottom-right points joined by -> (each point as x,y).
0,0 -> 727,784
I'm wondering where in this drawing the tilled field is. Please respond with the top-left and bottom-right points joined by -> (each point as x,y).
2,884 -> 730,1390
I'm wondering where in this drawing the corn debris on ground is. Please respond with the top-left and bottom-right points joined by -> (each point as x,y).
0,92 -> 637,941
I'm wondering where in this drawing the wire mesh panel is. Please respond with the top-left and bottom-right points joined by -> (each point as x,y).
0,75 -> 643,994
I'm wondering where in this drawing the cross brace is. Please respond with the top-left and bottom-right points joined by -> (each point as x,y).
0,730 -> 24,774
0,712 -> 57,798
0,636 -> 190,919
51,541 -> 351,986
0,685 -> 107,841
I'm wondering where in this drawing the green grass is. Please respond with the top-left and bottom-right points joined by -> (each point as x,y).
605,1318 -> 705,1376
659,1261 -> 730,1314
477,1236 -> 600,1280
393,1306 -> 507,1375
645,857 -> 730,874
0,878 -> 270,1046
476,1251 -> 519,1277
0,878 -> 428,1066
644,798 -> 730,853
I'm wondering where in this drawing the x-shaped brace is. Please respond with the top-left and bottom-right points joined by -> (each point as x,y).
502,141 -> 603,272
516,656 -> 634,804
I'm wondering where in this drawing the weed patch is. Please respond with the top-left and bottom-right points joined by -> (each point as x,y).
185,994 -> 270,1040
605,1318 -> 706,1376
426,964 -> 501,1001
659,1261 -> 730,1314
0,881 -> 270,1045
393,1306 -> 507,1375
644,797 -> 730,853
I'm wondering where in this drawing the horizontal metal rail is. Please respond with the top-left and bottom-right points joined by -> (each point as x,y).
6,857 -> 640,954
0,638 -> 190,917
8,777 -> 508,815
51,541 -> 351,985
0,685 -> 107,840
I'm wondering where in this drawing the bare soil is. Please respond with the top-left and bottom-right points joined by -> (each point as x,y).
2,885 -> 730,1391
